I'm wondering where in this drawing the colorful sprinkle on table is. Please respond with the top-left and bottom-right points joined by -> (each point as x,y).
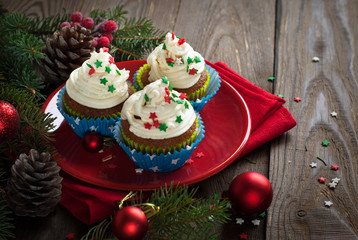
259,212 -> 266,218
324,200 -> 333,207
322,140 -> 330,147
330,111 -> 337,117
318,177 -> 326,183
331,165 -> 340,171
294,97 -> 301,102
252,219 -> 260,226
277,94 -> 284,98
195,152 -> 205,158
135,168 -> 143,174
332,177 -> 340,183
328,182 -> 337,189
268,76 -> 275,81
312,56 -> 320,62
239,233 -> 248,240
185,158 -> 194,165
309,162 -> 317,168
236,218 -> 244,225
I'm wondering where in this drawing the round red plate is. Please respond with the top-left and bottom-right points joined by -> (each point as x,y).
42,60 -> 251,191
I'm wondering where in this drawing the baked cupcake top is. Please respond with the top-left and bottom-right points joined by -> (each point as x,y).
121,77 -> 196,139
65,47 -> 130,109
147,32 -> 205,89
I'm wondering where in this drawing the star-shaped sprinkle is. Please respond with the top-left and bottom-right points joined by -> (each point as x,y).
185,158 -> 194,165
150,166 -> 159,172
196,152 -> 205,158
66,233 -> 76,240
164,95 -> 171,103
135,168 -> 143,174
194,56 -> 201,63
252,219 -> 261,226
236,218 -> 244,225
108,125 -> 114,132
324,200 -> 333,207
116,69 -> 121,75
168,83 -> 173,91
322,140 -> 330,146
102,47 -> 109,52
90,126 -> 98,131
259,212 -> 266,218
268,76 -> 275,81
105,66 -> 111,73
94,59 -> 102,68
331,165 -> 340,171
239,233 -> 248,240
179,92 -> 188,100
184,101 -> 189,109
74,118 -> 80,125
309,162 -> 317,168
171,158 -> 180,165
144,94 -> 149,102
166,58 -> 174,67
312,56 -> 320,62
165,87 -> 171,96
175,58 -> 183,65
162,76 -> 168,84
277,94 -> 284,98
152,120 -> 160,128
330,111 -> 337,117
89,67 -> 95,75
294,97 -> 301,102
328,182 -> 337,189
162,43 -> 166,50
108,84 -> 116,93
189,68 -> 198,75
159,123 -> 168,132
332,177 -> 340,183
149,112 -> 157,120
144,122 -> 152,130
178,38 -> 185,45
187,57 -> 194,64
176,99 -> 184,104
100,77 -> 108,85
318,177 -> 326,183
176,115 -> 183,123
108,56 -> 115,64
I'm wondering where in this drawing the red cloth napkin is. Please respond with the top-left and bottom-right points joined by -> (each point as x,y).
60,60 -> 296,225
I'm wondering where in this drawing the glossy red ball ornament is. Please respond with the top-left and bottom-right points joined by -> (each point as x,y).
0,100 -> 20,143
112,206 -> 148,240
82,131 -> 103,153
229,172 -> 273,216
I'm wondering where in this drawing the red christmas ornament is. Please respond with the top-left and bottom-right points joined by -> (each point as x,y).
229,172 -> 273,216
112,206 -> 148,240
0,100 -> 20,143
82,131 -> 103,153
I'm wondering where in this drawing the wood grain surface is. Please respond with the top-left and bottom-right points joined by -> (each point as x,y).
1,0 -> 358,239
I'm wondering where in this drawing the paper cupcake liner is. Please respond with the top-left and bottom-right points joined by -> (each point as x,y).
133,64 -> 221,112
57,87 -> 120,138
113,114 -> 205,172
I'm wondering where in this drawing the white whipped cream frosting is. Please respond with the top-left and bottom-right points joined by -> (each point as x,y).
66,48 -> 130,109
121,78 -> 196,139
147,32 -> 205,89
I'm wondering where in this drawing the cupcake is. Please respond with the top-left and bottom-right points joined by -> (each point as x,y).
114,77 -> 205,172
57,47 -> 133,138
134,32 -> 221,111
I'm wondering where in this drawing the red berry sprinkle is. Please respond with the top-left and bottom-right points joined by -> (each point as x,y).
102,20 -> 118,33
97,36 -> 110,47
70,11 -> 83,23
81,17 -> 94,29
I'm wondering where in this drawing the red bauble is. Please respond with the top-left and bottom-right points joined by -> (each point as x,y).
112,206 -> 148,240
229,172 -> 273,216
82,131 -> 103,153
0,100 -> 20,143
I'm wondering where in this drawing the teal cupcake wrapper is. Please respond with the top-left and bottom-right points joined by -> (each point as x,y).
113,113 -> 205,172
56,87 -> 120,138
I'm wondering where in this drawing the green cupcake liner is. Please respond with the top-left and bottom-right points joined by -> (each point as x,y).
135,64 -> 149,89
122,118 -> 199,155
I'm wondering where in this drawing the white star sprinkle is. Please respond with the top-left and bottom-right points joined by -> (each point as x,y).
74,118 -> 81,125
135,168 -> 143,174
171,158 -> 180,165
174,58 -> 183,65
312,56 -> 320,62
236,218 -> 244,225
149,155 -> 156,160
90,126 -> 98,131
332,177 -> 341,183
309,162 -> 317,168
149,166 -> 159,172
330,111 -> 337,117
108,126 -> 114,132
252,219 -> 261,226
325,201 -> 333,207
328,182 -> 337,189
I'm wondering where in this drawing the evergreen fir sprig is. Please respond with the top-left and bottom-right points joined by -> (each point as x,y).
90,5 -> 127,23
0,169 -> 15,240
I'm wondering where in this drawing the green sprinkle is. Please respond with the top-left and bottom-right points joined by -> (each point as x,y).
162,76 -> 168,84
186,65 -> 189,72
322,140 -> 330,147
171,93 -> 178,98
86,63 -> 93,68
159,123 -> 168,132
176,115 -> 183,123
277,94 -> 284,98
94,59 -> 102,68
184,101 -> 189,109
194,56 -> 201,63
187,57 -> 193,64
116,69 -> 121,75
144,94 -> 149,102
167,61 -> 174,67
100,77 -> 108,85
162,43 -> 166,50
176,99 -> 184,104
268,77 -> 275,81
259,212 -> 266,218
105,66 -> 111,74
168,83 -> 173,91
108,84 -> 116,93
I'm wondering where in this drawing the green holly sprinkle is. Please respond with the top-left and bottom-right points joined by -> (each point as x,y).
108,85 -> 116,93
277,94 -> 284,98
144,94 -> 149,102
162,76 -> 168,84
116,69 -> 121,75
322,140 -> 330,147
186,65 -> 189,72
168,83 -> 173,91
162,43 -> 166,50
86,63 -> 93,68
187,57 -> 194,64
94,59 -> 102,68
171,93 -> 178,98
105,66 -> 111,74
176,99 -> 184,104
167,61 -> 174,67
176,115 -> 183,123
194,56 -> 201,63
159,123 -> 168,132
268,77 -> 275,81
100,77 -> 108,85
184,101 -> 189,109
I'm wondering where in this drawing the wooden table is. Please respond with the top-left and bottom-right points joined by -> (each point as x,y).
3,0 -> 358,239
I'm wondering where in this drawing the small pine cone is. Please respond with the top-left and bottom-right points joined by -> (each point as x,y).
40,24 -> 95,87
6,149 -> 63,217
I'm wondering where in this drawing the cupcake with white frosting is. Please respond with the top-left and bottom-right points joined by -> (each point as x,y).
135,32 -> 221,111
57,47 -> 133,138
114,77 -> 205,172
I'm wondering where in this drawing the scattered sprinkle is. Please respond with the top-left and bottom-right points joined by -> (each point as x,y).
195,152 -> 205,158
144,94 -> 149,102
316,156 -> 327,166
236,218 -> 244,225
66,233 -> 76,240
179,92 -> 188,100
252,219 -> 261,226
332,177 -> 340,183
309,162 -> 317,168
187,57 -> 194,64
164,95 -> 171,104
268,77 -> 275,81
328,182 -> 337,189
294,97 -> 302,102
162,76 -> 168,84
322,140 -> 330,147
152,120 -> 160,128
184,101 -> 189,109
109,56 -> 115,64
331,165 -> 340,171
89,67 -> 95,75
312,56 -> 320,62
116,69 -> 121,75
239,233 -> 248,240
108,84 -> 116,93
86,63 -> 93,69
259,212 -> 266,218
194,56 -> 201,63
168,83 -> 174,91
100,77 -> 108,85
324,200 -> 333,207
185,158 -> 194,165
178,38 -> 186,45
189,68 -> 198,75
330,111 -> 337,117
105,66 -> 111,73
135,168 -> 144,174
159,123 -> 168,132
175,115 -> 183,123
172,32 -> 175,40
318,177 -> 326,183
162,43 -> 166,50
144,122 -> 152,130
149,112 -> 157,120
277,94 -> 284,98
102,47 -> 109,52
94,59 -> 103,68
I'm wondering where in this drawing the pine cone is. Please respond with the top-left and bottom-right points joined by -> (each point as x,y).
40,24 -> 95,87
6,149 -> 63,217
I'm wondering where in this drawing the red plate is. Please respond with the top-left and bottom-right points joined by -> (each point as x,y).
42,60 -> 251,191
